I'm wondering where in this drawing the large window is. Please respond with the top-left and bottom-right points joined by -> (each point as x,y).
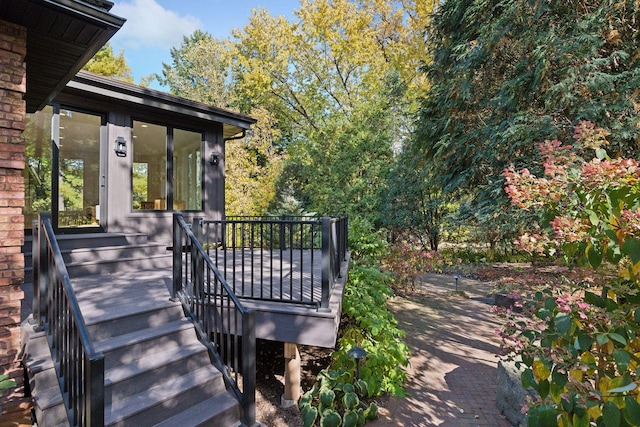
23,106 -> 103,229
132,121 -> 203,211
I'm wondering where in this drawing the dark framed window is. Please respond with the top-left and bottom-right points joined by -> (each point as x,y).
132,120 -> 203,211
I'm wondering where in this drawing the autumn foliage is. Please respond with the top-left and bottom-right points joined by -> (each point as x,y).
499,122 -> 640,426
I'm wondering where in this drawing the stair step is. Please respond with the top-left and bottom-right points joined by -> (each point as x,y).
86,304 -> 184,341
153,392 -> 242,427
95,318 -> 197,370
105,365 -> 228,427
105,341 -> 210,405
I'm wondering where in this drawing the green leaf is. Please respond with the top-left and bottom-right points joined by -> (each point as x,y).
355,379 -> 369,397
364,402 -> 378,421
587,209 -> 600,226
552,368 -> 568,389
299,392 -> 313,408
597,333 -> 610,346
575,333 -> 594,351
343,392 -> 360,410
634,307 -> 640,324
537,405 -> 559,427
342,383 -> 355,394
320,389 -> 336,409
623,397 -> 640,425
522,369 -> 535,389
602,401 -> 621,427
301,405 -> 318,427
343,410 -> 359,427
537,308 -> 552,321
613,349 -> 632,374
587,243 -> 603,269
545,298 -> 556,311
609,333 -> 627,346
539,379 -> 550,400
623,239 -> 640,265
320,410 -> 342,427
555,313 -> 572,336
586,292 -> 606,308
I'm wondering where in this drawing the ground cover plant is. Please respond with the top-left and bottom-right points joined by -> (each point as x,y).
300,219 -> 410,425
498,122 -> 640,427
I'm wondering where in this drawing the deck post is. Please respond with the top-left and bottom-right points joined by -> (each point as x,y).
282,342 -> 301,408
171,214 -> 181,300
320,217 -> 331,311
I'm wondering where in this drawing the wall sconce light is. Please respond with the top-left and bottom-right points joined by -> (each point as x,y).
209,152 -> 221,166
114,136 -> 127,157
347,346 -> 367,380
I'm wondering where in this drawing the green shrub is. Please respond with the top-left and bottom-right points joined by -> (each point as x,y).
299,368 -> 378,427
332,264 -> 410,397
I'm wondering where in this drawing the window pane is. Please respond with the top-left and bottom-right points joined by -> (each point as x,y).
173,129 -> 202,210
58,109 -> 102,227
133,121 -> 167,210
23,106 -> 53,228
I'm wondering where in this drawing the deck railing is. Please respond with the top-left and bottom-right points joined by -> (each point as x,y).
172,214 -> 256,427
32,213 -> 104,427
197,214 -> 348,310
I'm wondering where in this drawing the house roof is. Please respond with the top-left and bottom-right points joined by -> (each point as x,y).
66,71 -> 257,138
0,0 -> 125,113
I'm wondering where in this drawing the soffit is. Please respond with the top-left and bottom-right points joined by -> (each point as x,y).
0,0 -> 125,112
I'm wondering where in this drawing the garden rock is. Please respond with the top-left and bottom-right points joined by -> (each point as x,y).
496,360 -> 537,427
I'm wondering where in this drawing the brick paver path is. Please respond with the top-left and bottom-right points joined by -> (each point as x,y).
370,274 -> 513,427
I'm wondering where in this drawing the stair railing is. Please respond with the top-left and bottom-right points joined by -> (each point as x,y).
32,212 -> 105,427
172,213 -> 256,427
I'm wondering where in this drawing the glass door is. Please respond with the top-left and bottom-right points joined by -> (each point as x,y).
24,106 -> 104,231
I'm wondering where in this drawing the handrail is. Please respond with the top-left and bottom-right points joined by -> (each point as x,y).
199,215 -> 348,309
172,214 -> 256,427
32,213 -> 104,427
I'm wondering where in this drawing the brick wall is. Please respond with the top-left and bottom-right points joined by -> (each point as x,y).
0,18 -> 28,418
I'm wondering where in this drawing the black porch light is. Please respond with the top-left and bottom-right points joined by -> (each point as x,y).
347,346 -> 367,380
114,136 -> 127,157
209,152 -> 221,166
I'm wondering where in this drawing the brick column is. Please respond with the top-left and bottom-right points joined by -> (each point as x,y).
0,19 -> 28,418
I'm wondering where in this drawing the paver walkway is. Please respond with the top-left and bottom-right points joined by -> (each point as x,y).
370,274 -> 514,427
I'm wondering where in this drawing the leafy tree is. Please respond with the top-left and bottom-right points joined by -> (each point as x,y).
158,30 -> 235,108
159,32 -> 284,215
83,42 -> 133,82
415,0 -> 640,225
382,149 -> 453,251
230,0 -> 436,222
225,106 -> 285,216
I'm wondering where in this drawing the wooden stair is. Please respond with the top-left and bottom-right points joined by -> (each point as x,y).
22,268 -> 243,427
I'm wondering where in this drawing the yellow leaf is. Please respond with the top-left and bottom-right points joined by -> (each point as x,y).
588,405 -> 602,420
600,376 -> 612,393
570,369 -> 583,382
533,360 -> 551,381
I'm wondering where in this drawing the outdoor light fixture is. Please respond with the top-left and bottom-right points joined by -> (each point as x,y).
209,152 -> 221,166
347,346 -> 367,380
114,136 -> 127,157
454,275 -> 460,292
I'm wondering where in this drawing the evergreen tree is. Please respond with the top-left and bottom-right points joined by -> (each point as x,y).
414,0 -> 640,222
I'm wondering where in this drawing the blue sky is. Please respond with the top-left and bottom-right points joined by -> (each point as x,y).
109,0 -> 301,90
